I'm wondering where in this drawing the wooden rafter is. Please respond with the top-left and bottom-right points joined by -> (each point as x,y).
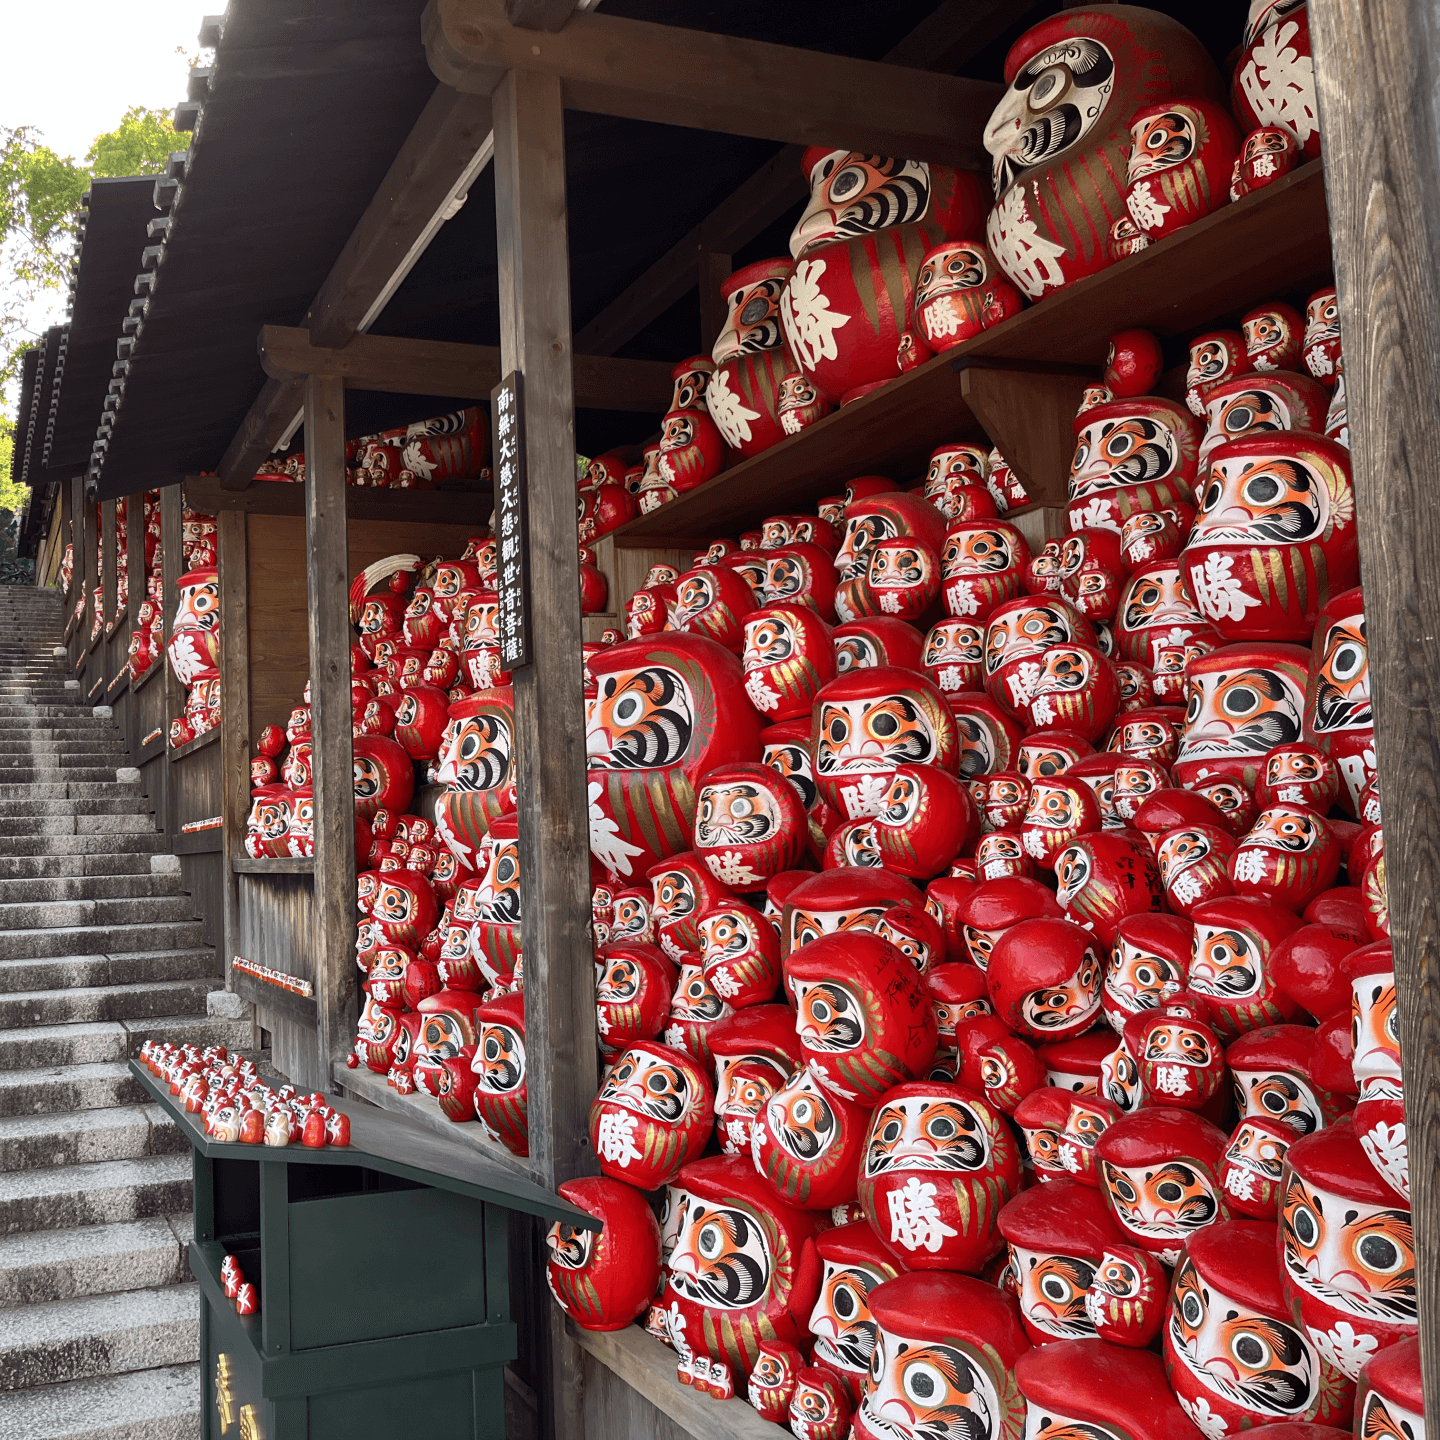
257,325 -> 673,412
573,0 -> 1032,358
423,0 -> 1001,169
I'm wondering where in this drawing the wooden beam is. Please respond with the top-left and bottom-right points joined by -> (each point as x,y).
257,325 -> 674,412
218,377 -> 305,492
1311,2 -> 1440,1431
697,251 -> 731,355
159,484 -> 183,838
303,374 -> 359,1083
570,0 -> 1033,359
304,86 -> 496,347
493,64 -> 596,1440
503,0 -> 582,33
424,0 -> 1002,169
100,501 -> 116,689
220,84 -> 499,492
573,149 -> 805,357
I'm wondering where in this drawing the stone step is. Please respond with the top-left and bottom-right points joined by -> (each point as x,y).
0,835 -> 170,858
0,1014 -> 252,1072
0,978 -> 217,1030
0,1105 -> 184,1175
0,1154 -> 192,1235
0,855 -> 159,882
0,1062 -> 148,1118
0,950 -> 216,999
0,1363 -> 200,1440
0,801 -> 153,819
0,756 -> 131,774
0,1216 -> 189,1310
0,769 -> 138,786
0,920 -> 205,964
0,783 -> 144,801
0,896 -> 193,933
0,817 -> 158,838
0,1282 -> 199,1390
0,874 -> 181,905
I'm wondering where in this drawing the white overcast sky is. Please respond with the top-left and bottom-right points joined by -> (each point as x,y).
3,0 -> 209,162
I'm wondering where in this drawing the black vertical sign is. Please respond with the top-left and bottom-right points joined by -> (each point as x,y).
491,371 -> 532,670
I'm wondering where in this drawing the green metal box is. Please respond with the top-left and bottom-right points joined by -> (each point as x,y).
131,1061 -> 591,1440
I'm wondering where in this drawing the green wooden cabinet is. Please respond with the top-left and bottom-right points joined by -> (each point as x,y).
131,1061 -> 591,1440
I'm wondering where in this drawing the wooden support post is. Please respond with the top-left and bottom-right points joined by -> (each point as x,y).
100,501 -> 116,686
304,374 -> 358,1088
217,510 -> 250,996
1311,1 -> 1440,1426
160,485 -> 183,837
493,64 -> 597,1440
697,250 -> 731,356
126,495 -> 144,754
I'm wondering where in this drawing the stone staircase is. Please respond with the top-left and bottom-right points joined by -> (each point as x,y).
0,586 -> 251,1439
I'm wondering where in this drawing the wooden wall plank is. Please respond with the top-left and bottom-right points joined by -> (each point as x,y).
1311,1 -> 1440,1427
493,63 -> 596,1440
159,485 -> 183,838
304,373 -> 359,1084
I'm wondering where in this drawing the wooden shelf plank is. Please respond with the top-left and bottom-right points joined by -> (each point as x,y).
168,726 -> 220,761
609,160 -> 1331,547
568,1322 -> 789,1440
233,856 -> 315,875
183,473 -> 493,524
337,1062 -> 532,1180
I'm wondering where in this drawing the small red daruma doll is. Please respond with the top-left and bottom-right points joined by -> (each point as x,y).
1165,1218 -> 1355,1431
913,239 -> 1022,351
1156,822 -> 1237,916
858,1081 -> 1022,1273
1135,998 -> 1226,1110
748,1338 -> 804,1421
940,520 -> 1031,624
806,1221 -> 903,1404
999,1178 -> 1126,1342
1185,330 -> 1251,417
696,903 -> 781,1008
1187,895 -> 1303,1041
1219,1114 -> 1295,1220
1231,125 -> 1300,199
545,1177 -> 659,1331
1123,98 -> 1239,241
663,1153 -> 827,1384
986,918 -> 1104,1042
751,1064 -> 868,1212
1103,912 -> 1194,1030
1096,1108 -> 1232,1262
1243,301 -> 1306,374
1227,803 -> 1340,912
789,1367 -> 853,1440
1103,330 -> 1163,399
865,536 -> 941,622
785,932 -> 937,1105
1305,585 -> 1375,816
854,1271 -> 1032,1440
693,762 -> 808,890
1280,1117 -> 1418,1380
741,603 -> 836,722
588,1041 -> 714,1189
922,618 -> 985,697
1018,775 -> 1102,870
1085,1244 -> 1168,1348
873,764 -> 977,881
1256,741 -> 1341,813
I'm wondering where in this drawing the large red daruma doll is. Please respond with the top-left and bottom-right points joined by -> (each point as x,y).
1182,431 -> 1359,643
810,666 -> 958,823
663,1154 -> 827,1383
983,8 -> 1221,300
858,1081 -> 1021,1273
586,634 -> 762,882
855,1272 -> 1032,1440
779,150 -> 988,406
433,689 -> 517,872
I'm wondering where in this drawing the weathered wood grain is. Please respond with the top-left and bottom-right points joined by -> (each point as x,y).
303,374 -> 359,1083
218,508 -> 250,993
1312,1 -> 1440,1425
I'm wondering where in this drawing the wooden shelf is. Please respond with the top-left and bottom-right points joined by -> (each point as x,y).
569,1322 -> 788,1440
610,160 -> 1330,546
131,657 -> 163,693
233,856 -> 315,874
183,473 -> 493,524
173,831 -> 222,855
337,1062 -> 531,1179
168,725 -> 219,761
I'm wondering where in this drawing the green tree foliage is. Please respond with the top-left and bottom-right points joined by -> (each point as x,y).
0,109 -> 189,408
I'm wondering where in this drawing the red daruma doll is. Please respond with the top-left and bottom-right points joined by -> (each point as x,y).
545,1178 -> 658,1331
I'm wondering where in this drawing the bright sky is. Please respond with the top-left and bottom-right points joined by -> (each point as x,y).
3,0 -> 209,161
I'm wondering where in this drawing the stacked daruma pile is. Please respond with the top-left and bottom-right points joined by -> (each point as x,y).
532,9 -> 1417,1440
